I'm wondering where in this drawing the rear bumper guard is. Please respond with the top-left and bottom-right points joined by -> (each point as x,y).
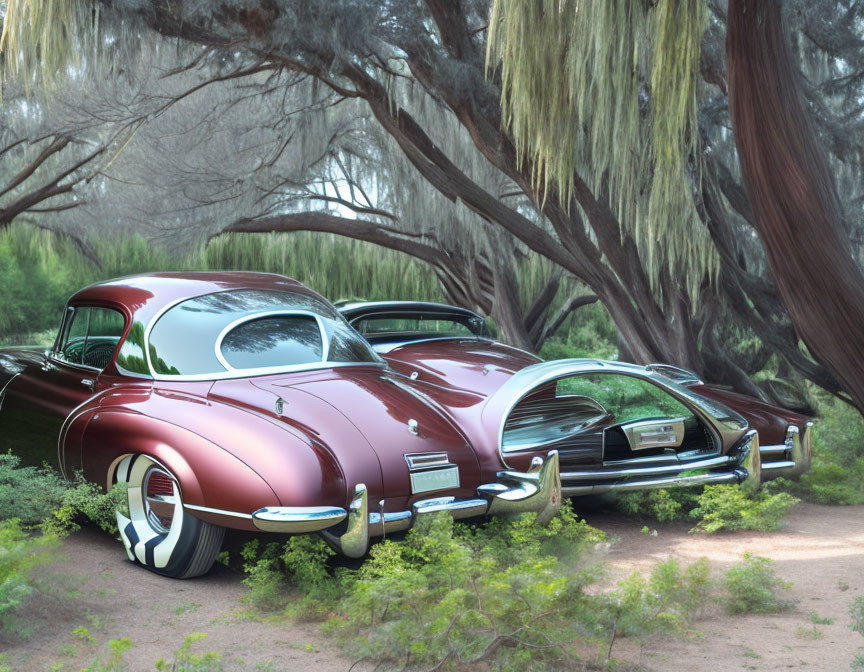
759,422 -> 813,480
250,451 -> 562,558
560,430 -> 763,497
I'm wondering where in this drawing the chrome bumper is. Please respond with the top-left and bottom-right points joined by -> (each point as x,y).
560,430 -> 762,497
759,422 -> 813,480
251,451 -> 562,558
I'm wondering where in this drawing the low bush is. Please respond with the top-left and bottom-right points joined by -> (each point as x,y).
49,479 -> 129,535
325,510 -> 610,670
155,633 -> 223,672
614,483 -> 798,533
0,453 -> 68,527
603,558 -> 711,645
81,638 -> 134,672
719,553 -> 793,615
615,487 -> 701,523
777,396 -> 864,506
239,504 -> 721,670
689,486 -> 798,533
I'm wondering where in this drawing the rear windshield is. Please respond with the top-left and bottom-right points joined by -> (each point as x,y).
220,315 -> 324,369
147,289 -> 380,377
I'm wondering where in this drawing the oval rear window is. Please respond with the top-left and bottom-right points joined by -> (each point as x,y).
220,315 -> 323,369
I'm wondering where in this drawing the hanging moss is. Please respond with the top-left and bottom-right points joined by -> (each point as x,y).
487,0 -> 713,295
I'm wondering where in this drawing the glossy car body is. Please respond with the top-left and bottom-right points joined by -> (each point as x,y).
0,274 -> 562,572
339,301 -> 812,496
0,276 -> 794,575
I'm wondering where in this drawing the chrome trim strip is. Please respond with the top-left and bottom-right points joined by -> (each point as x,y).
57,385 -> 114,481
47,356 -> 102,373
404,452 -> 450,470
562,470 -> 740,497
184,503 -> 253,520
0,372 -> 20,411
148,361 -> 385,383
561,455 -> 734,481
603,453 -> 679,467
762,460 -> 796,471
644,363 -> 704,385
759,444 -> 788,455
489,359 -> 743,470
252,504 -> 347,533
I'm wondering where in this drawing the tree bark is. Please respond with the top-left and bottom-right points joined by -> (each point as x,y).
727,0 -> 864,412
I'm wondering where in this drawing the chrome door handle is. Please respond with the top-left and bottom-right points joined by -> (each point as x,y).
81,378 -> 95,391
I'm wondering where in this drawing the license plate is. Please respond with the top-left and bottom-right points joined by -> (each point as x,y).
410,466 -> 460,494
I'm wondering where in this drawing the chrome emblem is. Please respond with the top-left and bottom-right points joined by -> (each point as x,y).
407,419 -> 419,435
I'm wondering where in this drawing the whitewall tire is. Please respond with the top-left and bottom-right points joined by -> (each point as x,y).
114,455 -> 224,579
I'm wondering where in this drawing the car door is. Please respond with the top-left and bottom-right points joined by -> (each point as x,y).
0,305 -> 126,469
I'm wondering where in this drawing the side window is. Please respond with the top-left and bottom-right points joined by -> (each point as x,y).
56,306 -> 125,371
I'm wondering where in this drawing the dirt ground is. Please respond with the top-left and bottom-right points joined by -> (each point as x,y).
587,502 -> 864,671
3,502 -> 863,671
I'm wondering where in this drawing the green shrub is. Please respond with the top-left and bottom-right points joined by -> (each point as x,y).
239,540 -> 286,613
82,638 -> 134,672
0,519 -> 61,632
615,487 -> 701,523
325,510 -> 611,670
604,558 -> 711,640
689,485 -> 798,533
779,397 -> 864,506
851,596 -> 864,638
0,454 -> 67,527
49,479 -> 128,535
155,633 -> 223,672
615,483 -> 798,533
720,553 -> 793,614
238,503 -> 719,670
795,460 -> 864,505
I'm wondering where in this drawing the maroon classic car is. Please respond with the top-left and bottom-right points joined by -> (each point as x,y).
0,274 -> 807,579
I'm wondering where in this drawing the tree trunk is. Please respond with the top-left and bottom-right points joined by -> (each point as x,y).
727,0 -> 864,413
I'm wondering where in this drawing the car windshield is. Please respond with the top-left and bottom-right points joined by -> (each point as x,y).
351,312 -> 487,341
145,289 -> 381,377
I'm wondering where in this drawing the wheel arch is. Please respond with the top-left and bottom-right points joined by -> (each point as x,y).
78,409 -> 280,527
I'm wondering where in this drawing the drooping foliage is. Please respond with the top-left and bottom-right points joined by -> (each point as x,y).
487,0 -> 710,290
0,0 -> 862,408
0,1 -> 99,93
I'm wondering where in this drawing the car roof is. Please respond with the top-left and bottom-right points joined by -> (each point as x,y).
69,271 -> 317,326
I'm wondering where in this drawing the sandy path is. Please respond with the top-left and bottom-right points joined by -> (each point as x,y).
4,503 -> 863,671
1,529 -> 355,671
583,502 -> 864,671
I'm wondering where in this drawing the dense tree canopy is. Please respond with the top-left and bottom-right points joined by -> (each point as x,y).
0,0 -> 861,409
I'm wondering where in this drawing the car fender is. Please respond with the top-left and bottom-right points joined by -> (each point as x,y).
69,408 -> 281,529
66,386 -> 349,518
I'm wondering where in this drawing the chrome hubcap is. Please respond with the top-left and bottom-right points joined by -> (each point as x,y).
143,466 -> 176,534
